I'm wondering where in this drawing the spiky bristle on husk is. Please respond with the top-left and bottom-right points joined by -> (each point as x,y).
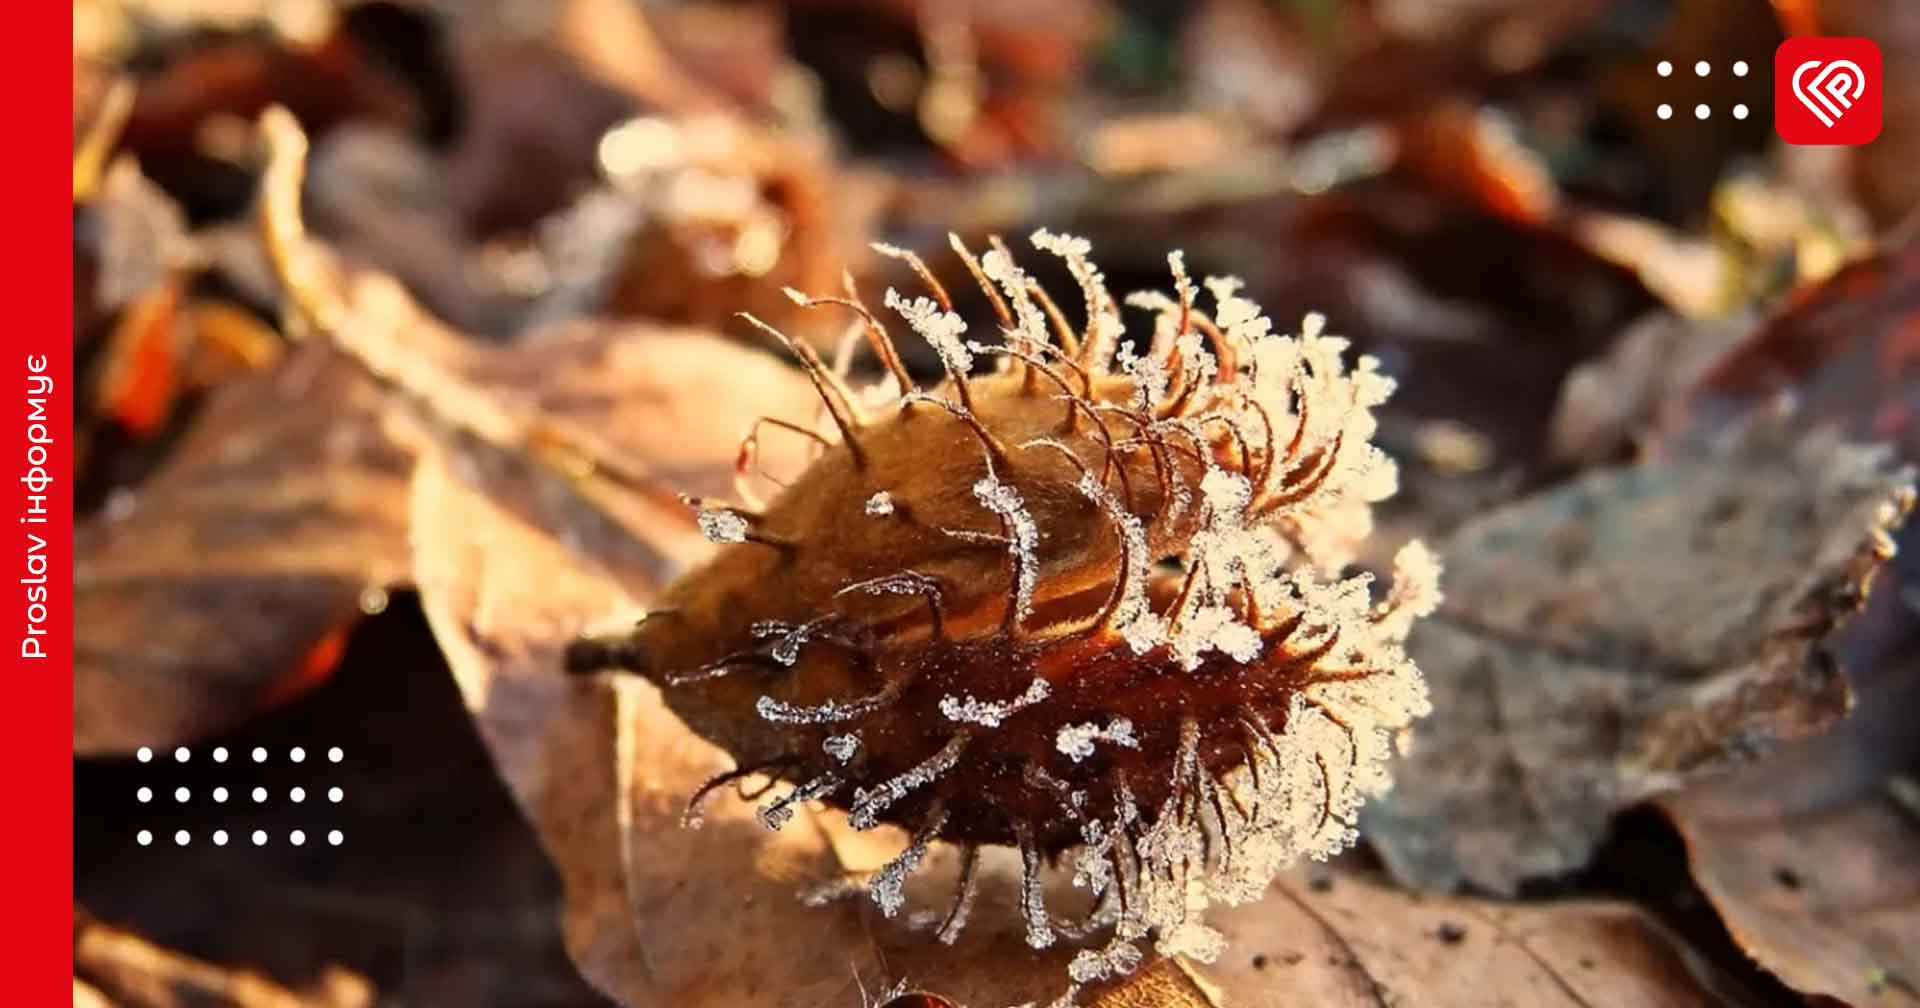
572,231 -> 1439,975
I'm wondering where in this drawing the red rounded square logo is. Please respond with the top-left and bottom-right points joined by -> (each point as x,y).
1775,37 -> 1882,145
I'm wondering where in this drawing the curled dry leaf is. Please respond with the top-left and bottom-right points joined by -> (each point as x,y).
74,343 -> 411,756
1658,780 -> 1920,1005
1363,415 -> 1914,894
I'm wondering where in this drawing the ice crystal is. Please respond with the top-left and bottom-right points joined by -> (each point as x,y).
1055,718 -> 1140,762
1067,936 -> 1144,984
695,507 -> 748,544
972,475 -> 1041,625
751,618 -> 828,667
756,771 -> 842,831
823,733 -> 860,763
864,491 -> 895,516
849,734 -> 969,830
884,288 -> 972,376
871,805 -> 948,917
940,677 -> 1050,727
756,685 -> 897,725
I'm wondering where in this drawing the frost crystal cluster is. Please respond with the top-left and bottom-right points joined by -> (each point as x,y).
573,231 -> 1439,998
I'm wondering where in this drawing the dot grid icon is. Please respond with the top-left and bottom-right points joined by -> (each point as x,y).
1654,58 -> 1752,122
134,745 -> 346,846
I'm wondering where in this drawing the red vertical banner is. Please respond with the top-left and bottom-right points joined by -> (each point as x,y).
11,0 -> 75,1000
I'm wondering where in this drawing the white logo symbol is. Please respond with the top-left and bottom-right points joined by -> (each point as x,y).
1792,58 -> 1867,127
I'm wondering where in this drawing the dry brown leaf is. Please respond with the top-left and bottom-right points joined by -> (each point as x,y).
74,343 -> 411,756
1363,414 -> 1913,894
76,913 -> 375,1008
1660,781 -> 1920,1005
1197,870 -> 1734,1008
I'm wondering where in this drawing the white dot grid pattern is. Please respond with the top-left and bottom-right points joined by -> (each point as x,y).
1657,60 -> 1757,122
136,746 -> 347,848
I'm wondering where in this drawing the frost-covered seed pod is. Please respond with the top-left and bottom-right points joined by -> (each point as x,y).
569,232 -> 1440,968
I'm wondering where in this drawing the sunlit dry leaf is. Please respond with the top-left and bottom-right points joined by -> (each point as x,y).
1196,869 -> 1734,1007
1363,415 -> 1913,894
1659,782 -> 1920,1005
76,912 -> 375,1008
534,117 -> 867,346
74,344 -> 411,756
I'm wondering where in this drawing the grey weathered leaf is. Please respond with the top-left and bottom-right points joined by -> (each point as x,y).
1364,415 -> 1912,894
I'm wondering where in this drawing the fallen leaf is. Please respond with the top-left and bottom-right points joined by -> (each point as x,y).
74,344 -> 411,756
1197,869 -> 1739,1008
1548,312 -> 1750,468
1362,414 -> 1913,894
1687,238 -> 1920,461
1659,781 -> 1920,1005
76,912 -> 376,1008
